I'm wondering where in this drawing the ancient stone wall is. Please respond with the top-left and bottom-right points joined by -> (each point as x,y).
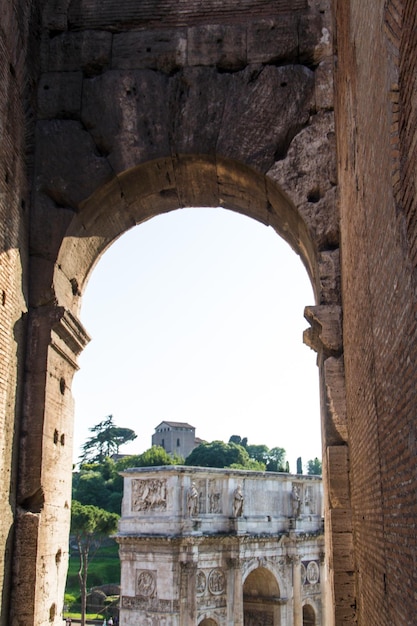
0,0 -> 40,621
334,0 -> 417,623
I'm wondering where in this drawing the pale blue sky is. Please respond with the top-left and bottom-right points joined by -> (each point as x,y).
72,207 -> 321,473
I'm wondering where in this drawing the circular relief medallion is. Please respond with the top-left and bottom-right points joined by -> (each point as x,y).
300,562 -> 307,585
136,570 -> 156,597
306,561 -> 319,585
208,568 -> 226,595
196,571 -> 206,595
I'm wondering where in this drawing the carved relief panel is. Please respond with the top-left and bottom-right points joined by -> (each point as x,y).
208,479 -> 223,514
196,567 -> 227,611
131,479 -> 167,512
301,559 -> 320,594
136,570 -> 157,598
304,485 -> 315,514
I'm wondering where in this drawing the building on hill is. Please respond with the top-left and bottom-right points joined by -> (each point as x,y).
152,421 -> 200,459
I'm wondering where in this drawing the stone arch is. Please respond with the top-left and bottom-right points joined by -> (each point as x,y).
14,4 -> 347,619
52,155 -> 321,314
243,566 -> 281,625
198,619 -> 218,626
15,149 -> 346,624
243,558 -> 287,601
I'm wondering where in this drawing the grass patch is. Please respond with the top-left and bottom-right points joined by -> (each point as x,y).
64,612 -> 103,620
66,541 -> 120,596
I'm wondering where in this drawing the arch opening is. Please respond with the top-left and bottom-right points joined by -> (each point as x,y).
243,567 -> 281,625
50,156 -> 329,623
303,603 -> 316,626
71,206 -> 321,471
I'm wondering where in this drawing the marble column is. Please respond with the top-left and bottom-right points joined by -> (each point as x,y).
227,557 -> 243,626
180,561 -> 198,626
292,556 -> 303,626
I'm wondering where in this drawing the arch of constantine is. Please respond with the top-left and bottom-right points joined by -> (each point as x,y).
1,0 -> 417,624
117,467 -> 324,626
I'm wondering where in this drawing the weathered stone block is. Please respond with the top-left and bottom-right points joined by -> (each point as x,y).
187,24 -> 246,69
112,30 -> 187,73
315,57 -> 334,111
299,1 -> 333,63
168,67 -> 227,155
216,158 -> 269,224
318,249 -> 341,305
172,154 -> 219,208
328,508 -> 352,535
247,16 -> 298,64
37,72 -> 82,120
267,111 -> 338,249
42,30 -> 112,73
323,355 -> 348,444
304,304 -> 343,356
81,69 -> 171,173
326,445 -> 351,509
217,64 -> 314,172
35,120 -> 114,208
42,0 -> 71,31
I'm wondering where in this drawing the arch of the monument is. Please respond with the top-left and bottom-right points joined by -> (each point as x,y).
243,566 -> 281,625
198,619 -> 218,626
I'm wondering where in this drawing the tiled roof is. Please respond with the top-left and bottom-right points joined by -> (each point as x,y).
155,421 -> 195,430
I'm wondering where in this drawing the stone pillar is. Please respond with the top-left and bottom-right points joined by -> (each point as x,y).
10,306 -> 89,625
227,557 -> 243,626
292,556 -> 303,626
304,304 -> 356,626
320,551 -> 326,624
180,560 -> 198,625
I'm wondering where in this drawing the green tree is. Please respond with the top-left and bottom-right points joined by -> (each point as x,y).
71,500 -> 119,626
73,471 -> 109,508
73,457 -> 123,513
228,435 -> 248,447
296,457 -> 303,474
230,458 -> 265,471
80,415 -> 137,463
246,444 -> 269,465
185,441 -> 251,468
72,448 -> 183,515
136,446 -> 184,467
266,446 -> 286,472
307,457 -> 322,475
115,446 -> 183,471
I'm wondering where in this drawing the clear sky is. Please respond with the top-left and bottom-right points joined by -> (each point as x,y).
72,206 -> 321,473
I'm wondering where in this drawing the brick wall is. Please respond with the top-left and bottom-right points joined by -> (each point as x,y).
335,0 -> 417,623
0,0 -> 39,620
